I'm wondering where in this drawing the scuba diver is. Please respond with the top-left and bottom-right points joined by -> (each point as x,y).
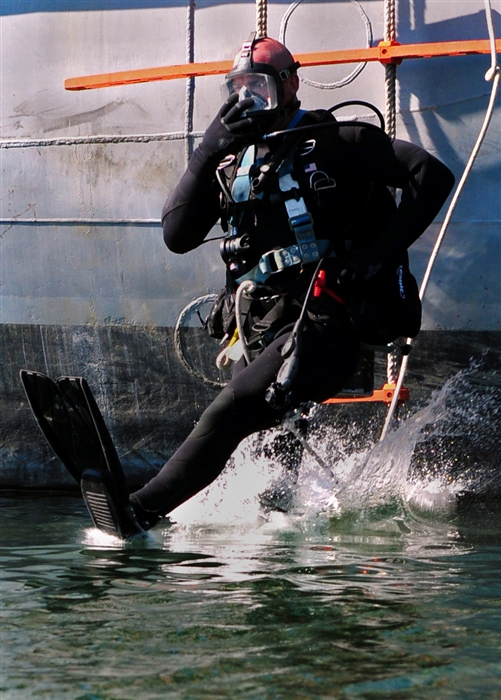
22,36 -> 455,538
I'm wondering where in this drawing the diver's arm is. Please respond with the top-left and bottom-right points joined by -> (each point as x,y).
161,162 -> 221,254
351,128 -> 455,264
162,95 -> 262,254
333,126 -> 455,292
375,138 -> 455,262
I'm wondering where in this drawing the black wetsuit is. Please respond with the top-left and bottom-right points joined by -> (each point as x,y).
130,113 -> 455,517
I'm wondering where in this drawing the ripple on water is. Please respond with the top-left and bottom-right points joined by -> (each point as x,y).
2,366 -> 501,697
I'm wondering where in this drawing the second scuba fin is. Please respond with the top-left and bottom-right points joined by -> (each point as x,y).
20,369 -> 98,483
21,370 -> 155,539
258,479 -> 295,513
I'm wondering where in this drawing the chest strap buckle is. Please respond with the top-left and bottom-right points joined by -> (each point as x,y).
258,246 -> 302,276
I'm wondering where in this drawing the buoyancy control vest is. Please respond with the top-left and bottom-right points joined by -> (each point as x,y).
217,109 -> 347,288
208,111 -> 353,344
209,111 -> 422,346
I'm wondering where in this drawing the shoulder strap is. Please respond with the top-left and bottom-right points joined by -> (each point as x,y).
286,108 -> 307,130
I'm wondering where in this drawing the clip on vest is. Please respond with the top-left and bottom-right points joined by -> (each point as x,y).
313,269 -> 345,305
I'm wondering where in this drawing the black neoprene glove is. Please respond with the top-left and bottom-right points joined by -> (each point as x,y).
336,249 -> 386,297
191,94 -> 264,174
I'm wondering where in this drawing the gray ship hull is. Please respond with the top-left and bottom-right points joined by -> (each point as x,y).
1,0 -> 500,488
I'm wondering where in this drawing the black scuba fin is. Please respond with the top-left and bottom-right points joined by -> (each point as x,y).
20,370 -> 95,483
81,469 -> 146,539
56,375 -> 129,501
21,370 -> 146,539
258,479 -> 295,513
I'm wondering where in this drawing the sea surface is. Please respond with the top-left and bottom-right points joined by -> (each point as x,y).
2,369 -> 501,700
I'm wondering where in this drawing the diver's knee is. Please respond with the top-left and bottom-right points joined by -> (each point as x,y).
188,386 -> 235,438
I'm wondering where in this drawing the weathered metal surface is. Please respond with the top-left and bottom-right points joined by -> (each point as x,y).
2,326 -> 500,490
1,323 -> 221,490
1,0 -> 500,488
1,1 -> 499,329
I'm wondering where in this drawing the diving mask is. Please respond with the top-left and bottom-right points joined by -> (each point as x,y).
220,72 -> 278,113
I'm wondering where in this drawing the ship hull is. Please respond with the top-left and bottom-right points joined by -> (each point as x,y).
1,0 -> 500,488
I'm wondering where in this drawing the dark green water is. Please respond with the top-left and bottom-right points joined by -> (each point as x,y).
3,367 -> 501,698
2,489 -> 501,700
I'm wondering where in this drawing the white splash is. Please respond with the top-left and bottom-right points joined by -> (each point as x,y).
167,365 -> 500,533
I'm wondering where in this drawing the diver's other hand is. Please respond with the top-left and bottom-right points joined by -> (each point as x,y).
336,249 -> 384,296
198,94 -> 263,162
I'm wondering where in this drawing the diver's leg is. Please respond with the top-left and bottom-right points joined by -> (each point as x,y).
130,355 -> 284,516
130,323 -> 360,519
257,322 -> 360,511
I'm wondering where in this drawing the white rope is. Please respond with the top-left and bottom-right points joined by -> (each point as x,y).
256,0 -> 267,38
384,63 -> 397,139
382,0 -> 399,385
383,0 -> 396,42
386,343 -> 401,384
484,0 -> 499,82
380,0 -> 500,441
0,131 -> 204,149
184,0 -> 196,164
1,217 -> 159,226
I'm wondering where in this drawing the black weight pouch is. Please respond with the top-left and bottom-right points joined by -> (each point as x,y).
347,257 -> 422,345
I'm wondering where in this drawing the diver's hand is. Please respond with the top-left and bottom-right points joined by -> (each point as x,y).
336,249 -> 385,297
198,94 -> 263,162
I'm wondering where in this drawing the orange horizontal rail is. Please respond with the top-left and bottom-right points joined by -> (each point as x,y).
65,38 -> 501,90
323,383 -> 410,406
65,60 -> 234,90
